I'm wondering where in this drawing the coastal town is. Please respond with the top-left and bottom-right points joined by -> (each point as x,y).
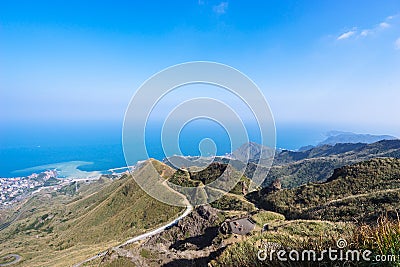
0,170 -> 60,206
0,167 -> 128,207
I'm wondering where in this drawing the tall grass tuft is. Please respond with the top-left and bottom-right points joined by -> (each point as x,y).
353,213 -> 400,259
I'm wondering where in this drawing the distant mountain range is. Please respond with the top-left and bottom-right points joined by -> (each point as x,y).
299,131 -> 398,150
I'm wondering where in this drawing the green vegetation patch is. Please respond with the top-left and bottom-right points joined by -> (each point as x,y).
251,210 -> 285,227
210,194 -> 255,212
139,248 -> 156,259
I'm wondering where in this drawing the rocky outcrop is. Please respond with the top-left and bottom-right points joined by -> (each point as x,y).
145,205 -> 220,248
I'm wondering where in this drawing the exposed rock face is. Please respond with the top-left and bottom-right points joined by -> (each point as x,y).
241,180 -> 248,195
175,205 -> 219,237
145,205 -> 220,248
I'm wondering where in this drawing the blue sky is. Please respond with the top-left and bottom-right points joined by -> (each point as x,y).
1,0 -> 400,145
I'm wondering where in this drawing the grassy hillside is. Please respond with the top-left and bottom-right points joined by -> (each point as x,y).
254,158 -> 400,223
0,159 -> 183,267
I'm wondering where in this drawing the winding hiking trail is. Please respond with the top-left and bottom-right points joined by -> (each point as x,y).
302,187 -> 400,212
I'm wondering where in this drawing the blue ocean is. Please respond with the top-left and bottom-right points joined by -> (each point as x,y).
0,121 -> 329,178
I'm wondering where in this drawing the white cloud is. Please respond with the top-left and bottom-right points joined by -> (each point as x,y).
337,31 -> 356,40
395,38 -> 400,50
213,2 -> 228,14
379,22 -> 390,29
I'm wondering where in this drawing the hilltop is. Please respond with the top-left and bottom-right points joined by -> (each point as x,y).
230,142 -> 275,163
168,162 -> 255,211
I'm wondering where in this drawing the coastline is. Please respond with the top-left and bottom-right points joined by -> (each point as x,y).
0,161 -> 135,207
12,161 -> 102,179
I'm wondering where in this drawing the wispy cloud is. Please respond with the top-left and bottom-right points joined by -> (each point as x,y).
213,2 -> 228,14
337,30 -> 356,40
386,14 -> 399,20
359,17 -> 393,37
337,14 -> 396,40
395,38 -> 400,50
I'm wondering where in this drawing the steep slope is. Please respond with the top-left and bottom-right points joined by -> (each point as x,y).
60,166 -> 183,245
253,158 -> 400,223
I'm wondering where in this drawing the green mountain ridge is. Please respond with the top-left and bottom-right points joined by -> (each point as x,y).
263,139 -> 400,188
251,157 -> 400,223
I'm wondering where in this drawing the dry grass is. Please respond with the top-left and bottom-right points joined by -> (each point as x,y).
352,214 -> 400,257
